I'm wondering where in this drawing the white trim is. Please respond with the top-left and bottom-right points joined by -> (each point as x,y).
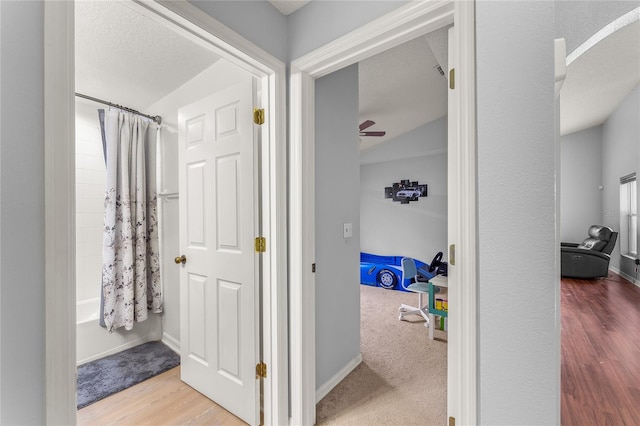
289,65 -> 317,426
77,336 -> 155,366
566,6 -> 640,65
44,2 -> 288,425
316,353 -> 363,404
294,0 -> 454,79
162,332 -> 181,355
449,2 -> 478,425
44,1 -> 76,424
289,1 -> 477,424
609,266 -> 640,289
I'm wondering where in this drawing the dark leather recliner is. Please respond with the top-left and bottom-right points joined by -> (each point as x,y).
561,225 -> 618,279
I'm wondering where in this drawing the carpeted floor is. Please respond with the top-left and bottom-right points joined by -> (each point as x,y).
77,341 -> 180,409
316,285 -> 447,425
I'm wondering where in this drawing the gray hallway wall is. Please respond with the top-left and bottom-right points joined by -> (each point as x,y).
0,1 -> 45,424
314,64 -> 361,389
476,1 -> 558,424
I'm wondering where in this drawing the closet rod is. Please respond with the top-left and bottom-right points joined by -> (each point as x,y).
75,92 -> 162,125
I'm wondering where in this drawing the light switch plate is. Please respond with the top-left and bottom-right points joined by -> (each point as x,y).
343,222 -> 353,238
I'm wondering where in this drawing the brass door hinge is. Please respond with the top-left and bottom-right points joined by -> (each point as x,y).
449,244 -> 456,266
253,108 -> 265,125
449,68 -> 455,90
449,416 -> 455,426
256,361 -> 267,379
255,237 -> 266,253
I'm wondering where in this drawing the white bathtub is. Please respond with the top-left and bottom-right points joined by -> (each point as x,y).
77,298 -> 100,325
76,297 -> 162,365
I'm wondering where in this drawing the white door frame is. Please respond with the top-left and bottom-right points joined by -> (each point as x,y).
289,1 -> 477,424
44,1 -> 288,425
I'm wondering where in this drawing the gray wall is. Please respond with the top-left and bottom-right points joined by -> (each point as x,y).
360,117 -> 447,262
476,1 -> 558,424
189,1 -> 288,63
602,84 -> 640,274
561,126 -> 604,242
287,1 -> 409,60
555,0 -> 640,54
314,64 -> 361,388
0,1 -> 45,424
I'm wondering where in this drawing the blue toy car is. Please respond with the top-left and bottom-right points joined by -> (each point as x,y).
360,252 -> 430,292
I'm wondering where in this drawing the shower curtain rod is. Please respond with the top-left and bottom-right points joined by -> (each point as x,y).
75,92 -> 162,125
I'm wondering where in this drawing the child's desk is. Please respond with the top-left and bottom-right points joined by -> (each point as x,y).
428,275 -> 448,340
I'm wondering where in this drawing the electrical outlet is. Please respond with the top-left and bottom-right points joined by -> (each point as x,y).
343,223 -> 353,238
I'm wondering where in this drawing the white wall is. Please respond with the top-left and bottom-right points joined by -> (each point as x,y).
476,1 -> 558,424
360,116 -> 447,261
315,64 -> 361,389
602,84 -> 640,274
0,1 -> 45,424
560,125 -> 604,242
145,59 -> 253,347
75,101 -> 105,304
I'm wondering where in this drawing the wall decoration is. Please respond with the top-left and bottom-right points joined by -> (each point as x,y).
385,179 -> 427,204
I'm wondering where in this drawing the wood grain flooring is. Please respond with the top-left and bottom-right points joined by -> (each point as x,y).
561,272 -> 640,425
79,272 -> 640,425
77,366 -> 246,426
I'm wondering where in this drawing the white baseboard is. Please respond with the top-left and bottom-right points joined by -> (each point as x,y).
77,335 -> 153,366
316,353 -> 363,403
609,266 -> 640,289
77,332 -> 180,366
162,332 -> 181,354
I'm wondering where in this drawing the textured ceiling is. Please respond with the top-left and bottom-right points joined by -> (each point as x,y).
268,0 -> 311,15
76,0 -> 635,147
358,35 -> 448,151
75,0 -> 220,112
561,19 -> 640,135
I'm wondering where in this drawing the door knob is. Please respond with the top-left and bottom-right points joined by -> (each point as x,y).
175,255 -> 186,265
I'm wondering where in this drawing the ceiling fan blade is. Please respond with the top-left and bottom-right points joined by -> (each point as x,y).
359,131 -> 386,137
359,120 -> 376,131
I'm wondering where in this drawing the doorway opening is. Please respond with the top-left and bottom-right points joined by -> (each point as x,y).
288,1 -> 477,424
312,32 -> 451,424
558,9 -> 640,423
44,1 -> 287,424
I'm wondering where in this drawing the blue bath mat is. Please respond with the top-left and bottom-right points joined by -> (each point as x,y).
77,341 -> 180,409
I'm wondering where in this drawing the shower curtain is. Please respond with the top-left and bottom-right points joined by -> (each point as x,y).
100,109 -> 162,332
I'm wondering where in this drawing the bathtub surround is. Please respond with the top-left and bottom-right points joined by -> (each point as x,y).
76,341 -> 179,409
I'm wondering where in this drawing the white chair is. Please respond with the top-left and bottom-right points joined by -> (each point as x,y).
398,257 -> 431,326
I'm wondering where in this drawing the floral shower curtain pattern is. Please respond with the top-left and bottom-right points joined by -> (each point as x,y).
102,109 -> 162,332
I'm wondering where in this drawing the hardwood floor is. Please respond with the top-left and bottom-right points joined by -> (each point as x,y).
561,272 -> 640,425
77,366 -> 246,426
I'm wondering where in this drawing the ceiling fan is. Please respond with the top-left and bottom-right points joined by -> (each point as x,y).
359,120 -> 386,137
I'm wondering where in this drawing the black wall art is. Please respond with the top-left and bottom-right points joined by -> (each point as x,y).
385,180 -> 427,204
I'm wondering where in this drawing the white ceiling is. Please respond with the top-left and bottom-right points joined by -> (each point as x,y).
75,0 -> 220,112
561,19 -> 640,135
268,0 -> 311,15
76,0 -> 637,146
358,34 -> 449,151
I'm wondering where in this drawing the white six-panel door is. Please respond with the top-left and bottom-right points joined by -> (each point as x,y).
178,77 -> 259,425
